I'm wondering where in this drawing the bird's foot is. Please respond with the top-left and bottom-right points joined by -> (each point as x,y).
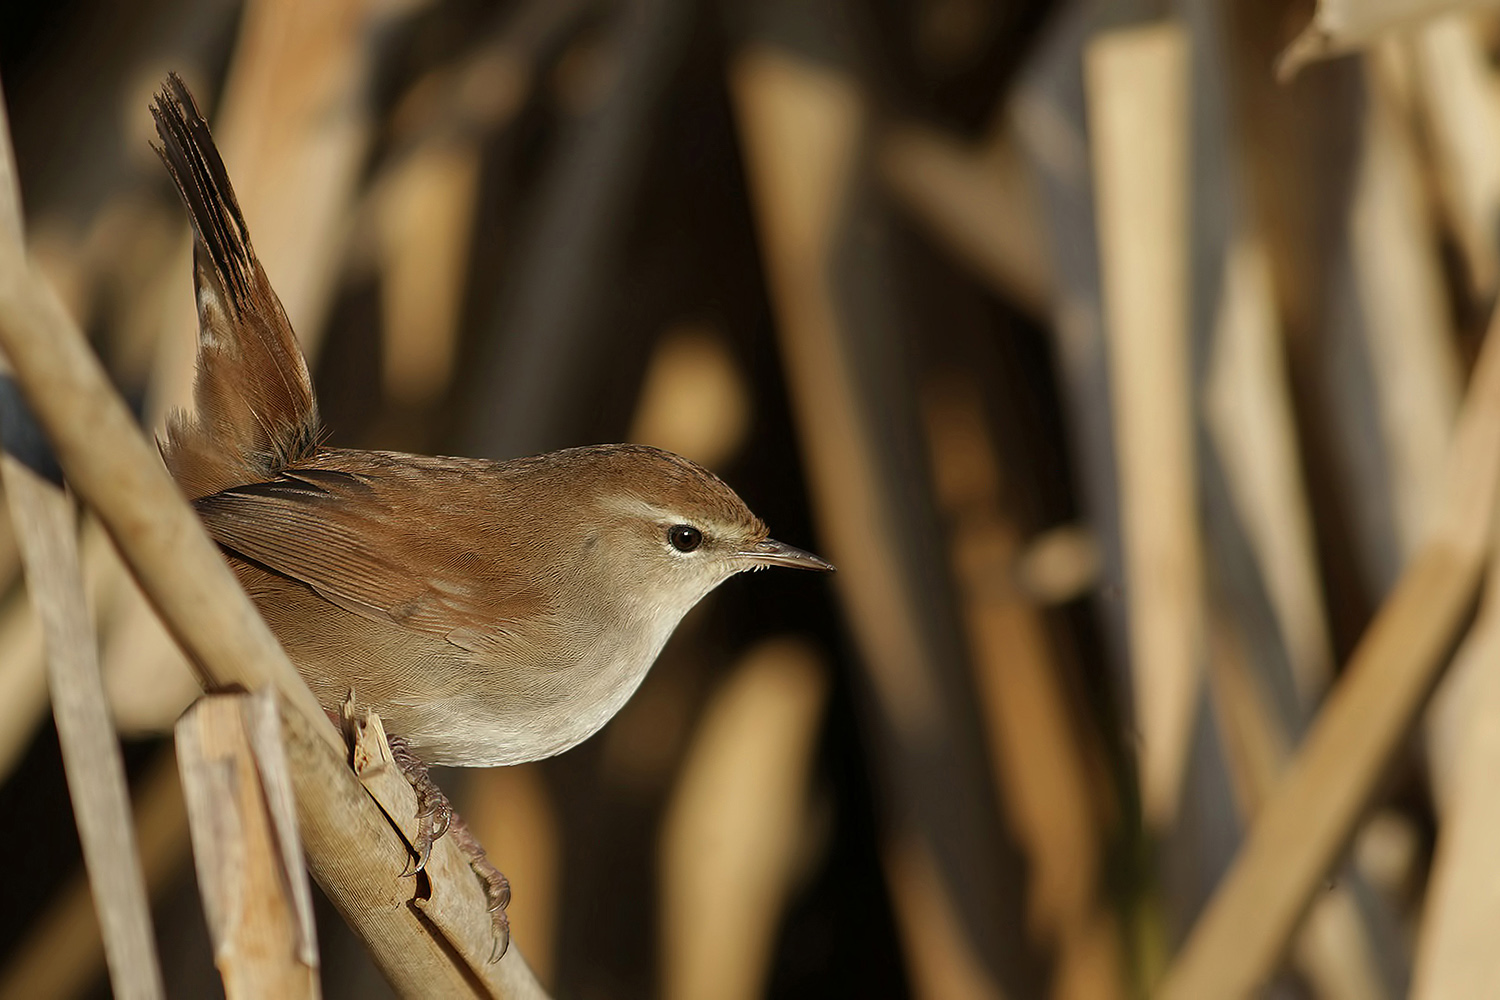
387,733 -> 452,875
383,733 -> 511,961
449,813 -> 512,961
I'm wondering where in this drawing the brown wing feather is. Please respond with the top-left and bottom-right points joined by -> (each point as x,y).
193,456 -> 551,648
152,73 -> 320,499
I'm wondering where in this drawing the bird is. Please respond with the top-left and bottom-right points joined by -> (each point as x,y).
149,72 -> 831,956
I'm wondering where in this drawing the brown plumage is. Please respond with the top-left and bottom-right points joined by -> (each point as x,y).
153,72 -> 830,959
152,73 -> 318,500
150,74 -> 830,770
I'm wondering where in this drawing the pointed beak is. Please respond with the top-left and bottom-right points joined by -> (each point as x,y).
738,538 -> 836,572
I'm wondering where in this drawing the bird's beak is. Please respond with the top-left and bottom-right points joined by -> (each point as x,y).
738,538 -> 835,572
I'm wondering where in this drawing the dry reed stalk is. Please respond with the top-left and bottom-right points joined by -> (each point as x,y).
0,492 -> 195,783
732,39 -> 1044,996
466,0 -> 696,460
1084,21 -> 1202,829
1409,442 -> 1500,996
919,372 -> 1123,1000
1205,616 -> 1389,999
626,324 -> 751,470
878,119 -> 1053,318
285,697 -> 549,998
1413,696 -> 1500,994
1414,15 -> 1500,818
1279,0 -> 1500,79
0,750 -> 189,1000
374,138 -> 481,407
1158,285 -> 1500,1000
1409,14 -> 1500,299
1204,236 -> 1334,705
882,836 -> 1006,1000
176,692 -> 320,999
337,703 -> 519,980
365,0 -> 596,415
0,82 -> 164,1000
658,637 -> 828,1000
729,43 -> 941,747
1,458 -> 167,1000
1350,44 -> 1461,566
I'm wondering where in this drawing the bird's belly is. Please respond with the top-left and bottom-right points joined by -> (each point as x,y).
340,642 -> 655,767
239,562 -> 663,766
385,662 -> 648,766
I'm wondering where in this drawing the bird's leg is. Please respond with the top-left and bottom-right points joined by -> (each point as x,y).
386,733 -> 452,874
385,734 -> 512,961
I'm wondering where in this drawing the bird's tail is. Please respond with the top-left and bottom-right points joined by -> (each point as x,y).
151,72 -> 319,500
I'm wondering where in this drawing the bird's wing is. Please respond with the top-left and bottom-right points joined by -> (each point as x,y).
193,456 -> 552,653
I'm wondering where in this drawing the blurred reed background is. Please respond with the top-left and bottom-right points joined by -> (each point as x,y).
3,0 -> 1500,996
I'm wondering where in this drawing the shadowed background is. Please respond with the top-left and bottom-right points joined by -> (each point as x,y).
0,0 -> 1496,997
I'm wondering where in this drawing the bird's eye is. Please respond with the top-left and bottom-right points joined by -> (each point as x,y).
668,524 -> 703,552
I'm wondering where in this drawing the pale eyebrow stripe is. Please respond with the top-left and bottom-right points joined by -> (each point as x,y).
598,495 -> 679,524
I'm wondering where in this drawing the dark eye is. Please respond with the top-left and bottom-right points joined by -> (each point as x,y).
668,524 -> 703,552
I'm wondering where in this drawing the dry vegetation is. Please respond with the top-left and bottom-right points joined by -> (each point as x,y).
2,0 -> 1500,997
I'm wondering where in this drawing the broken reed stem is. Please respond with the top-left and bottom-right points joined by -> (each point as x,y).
281,700 -> 549,1000
0,82 -> 164,1000
1159,297 -> 1500,999
177,693 -> 321,1000
0,97 -> 548,1000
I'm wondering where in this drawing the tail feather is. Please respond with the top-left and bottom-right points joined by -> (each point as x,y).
151,72 -> 319,500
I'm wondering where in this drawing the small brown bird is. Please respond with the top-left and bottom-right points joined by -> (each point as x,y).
150,74 -> 830,954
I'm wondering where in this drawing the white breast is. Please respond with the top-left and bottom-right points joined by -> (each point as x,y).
394,602 -> 687,767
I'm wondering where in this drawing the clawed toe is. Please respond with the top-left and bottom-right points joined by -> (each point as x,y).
383,730 -> 511,960
451,818 -> 512,962
480,865 -> 511,959
460,846 -> 512,961
487,906 -> 511,963
388,734 -> 453,876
